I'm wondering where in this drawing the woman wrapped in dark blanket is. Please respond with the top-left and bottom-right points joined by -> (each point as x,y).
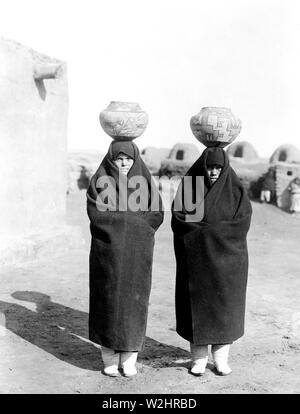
171,147 -> 252,376
87,141 -> 164,377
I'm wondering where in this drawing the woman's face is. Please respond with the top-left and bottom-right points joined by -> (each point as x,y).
114,152 -> 134,175
207,164 -> 222,184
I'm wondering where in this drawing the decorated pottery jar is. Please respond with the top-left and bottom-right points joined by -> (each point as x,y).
99,101 -> 149,141
190,107 -> 242,148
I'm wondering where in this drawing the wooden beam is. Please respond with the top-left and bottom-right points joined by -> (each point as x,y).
33,63 -> 62,80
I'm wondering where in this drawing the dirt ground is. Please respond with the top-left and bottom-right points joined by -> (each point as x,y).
0,191 -> 299,394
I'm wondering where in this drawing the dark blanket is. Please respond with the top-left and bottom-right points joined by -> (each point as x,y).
87,142 -> 164,351
171,148 -> 252,345
261,172 -> 275,191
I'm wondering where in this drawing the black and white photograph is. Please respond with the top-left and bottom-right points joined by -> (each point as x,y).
0,0 -> 299,397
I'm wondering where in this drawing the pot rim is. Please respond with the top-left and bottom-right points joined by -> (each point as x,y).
102,101 -> 146,113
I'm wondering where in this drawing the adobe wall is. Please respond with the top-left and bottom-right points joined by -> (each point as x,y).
0,38 -> 82,265
274,162 -> 300,210
0,38 -> 68,239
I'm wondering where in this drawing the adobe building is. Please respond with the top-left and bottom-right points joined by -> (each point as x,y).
0,38 -> 82,265
269,145 -> 300,210
270,144 -> 300,164
159,143 -> 201,177
227,141 -> 259,162
141,146 -> 170,174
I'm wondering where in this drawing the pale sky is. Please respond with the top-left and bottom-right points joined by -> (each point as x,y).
1,0 -> 300,157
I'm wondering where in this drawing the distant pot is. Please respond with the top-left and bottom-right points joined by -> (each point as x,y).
190,107 -> 242,148
99,101 -> 149,141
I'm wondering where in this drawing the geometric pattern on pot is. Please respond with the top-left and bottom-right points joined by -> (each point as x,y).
190,107 -> 242,148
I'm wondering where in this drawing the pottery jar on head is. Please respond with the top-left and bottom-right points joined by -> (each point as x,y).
190,107 -> 242,148
99,101 -> 149,141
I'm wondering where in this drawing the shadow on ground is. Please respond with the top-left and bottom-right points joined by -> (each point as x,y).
0,291 -> 192,372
